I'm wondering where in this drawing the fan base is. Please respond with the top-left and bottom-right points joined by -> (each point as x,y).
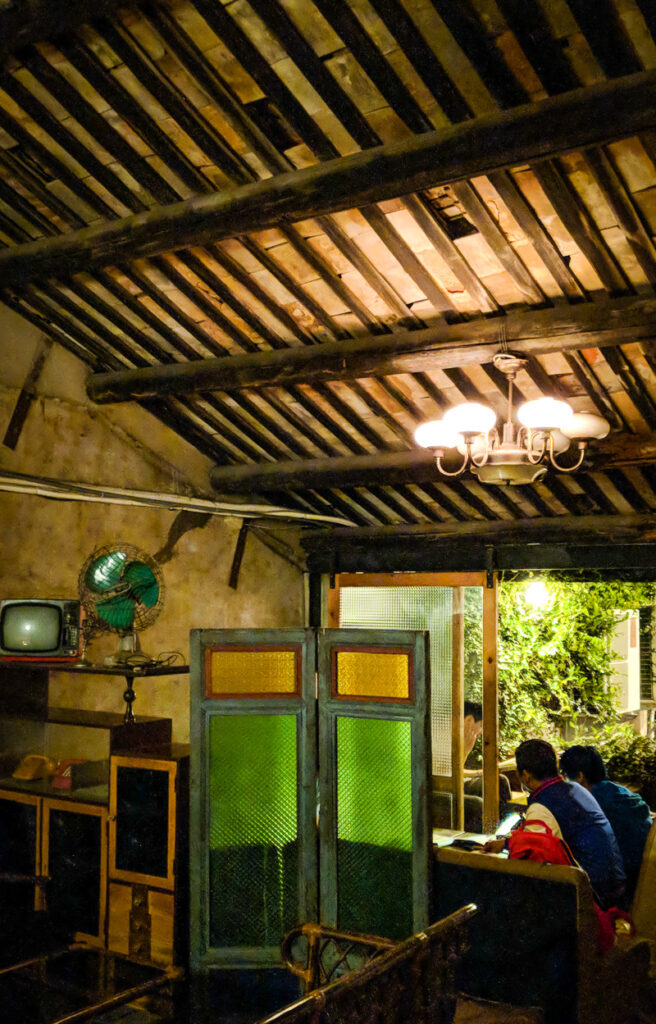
104,632 -> 151,668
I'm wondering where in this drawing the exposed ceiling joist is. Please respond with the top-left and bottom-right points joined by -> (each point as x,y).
87,294 -> 656,402
3,69 -> 656,287
301,515 -> 656,575
304,513 -> 656,544
208,434 -> 656,494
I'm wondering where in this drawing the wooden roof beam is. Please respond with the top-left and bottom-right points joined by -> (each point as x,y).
4,69 -> 656,286
207,434 -> 656,495
87,293 -> 656,403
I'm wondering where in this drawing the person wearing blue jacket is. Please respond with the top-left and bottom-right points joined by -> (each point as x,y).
560,744 -> 652,902
514,739 -> 626,908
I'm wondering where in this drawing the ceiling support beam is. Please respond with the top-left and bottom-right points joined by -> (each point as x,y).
4,69 -> 656,287
208,433 -> 656,494
0,1 -> 125,59
87,293 -> 656,402
210,451 -> 439,493
300,515 -> 656,575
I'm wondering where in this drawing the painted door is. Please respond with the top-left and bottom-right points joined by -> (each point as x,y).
317,628 -> 431,940
190,628 -> 317,970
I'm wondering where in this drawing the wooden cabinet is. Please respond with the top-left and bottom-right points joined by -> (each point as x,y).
107,749 -> 189,967
41,798 -> 108,946
0,663 -> 188,967
0,789 -> 107,944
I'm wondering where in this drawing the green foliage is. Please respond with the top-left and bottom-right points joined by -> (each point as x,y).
465,577 -> 656,758
586,721 -> 656,786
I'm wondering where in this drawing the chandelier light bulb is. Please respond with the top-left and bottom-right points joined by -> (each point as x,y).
517,397 -> 574,432
443,402 -> 496,435
561,412 -> 610,440
414,419 -> 462,449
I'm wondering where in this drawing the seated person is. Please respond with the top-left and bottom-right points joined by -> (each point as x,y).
486,739 -> 626,908
432,700 -> 512,832
560,744 -> 652,902
462,700 -> 514,827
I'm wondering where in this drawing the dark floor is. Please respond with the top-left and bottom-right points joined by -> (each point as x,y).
96,970 -> 302,1024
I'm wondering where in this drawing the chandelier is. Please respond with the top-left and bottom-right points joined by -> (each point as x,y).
414,353 -> 610,486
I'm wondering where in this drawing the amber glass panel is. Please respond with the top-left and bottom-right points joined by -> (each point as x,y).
207,648 -> 298,697
335,650 -> 410,700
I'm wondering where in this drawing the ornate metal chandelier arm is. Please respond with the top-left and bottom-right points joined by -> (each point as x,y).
470,428 -> 498,468
435,449 -> 470,477
523,428 -> 547,464
548,437 -> 587,472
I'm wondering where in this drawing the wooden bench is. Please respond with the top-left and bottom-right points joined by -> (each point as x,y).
434,847 -> 652,1024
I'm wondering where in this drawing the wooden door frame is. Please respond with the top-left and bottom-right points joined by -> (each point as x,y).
325,572 -> 499,831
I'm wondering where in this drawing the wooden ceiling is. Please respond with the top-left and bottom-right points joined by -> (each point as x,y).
5,0 -> 656,566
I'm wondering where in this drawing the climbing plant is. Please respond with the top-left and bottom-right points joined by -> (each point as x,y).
465,578 -> 656,758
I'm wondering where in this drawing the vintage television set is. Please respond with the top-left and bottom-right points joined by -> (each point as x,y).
0,599 -> 82,661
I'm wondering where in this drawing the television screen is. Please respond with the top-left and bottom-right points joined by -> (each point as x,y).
1,603 -> 62,653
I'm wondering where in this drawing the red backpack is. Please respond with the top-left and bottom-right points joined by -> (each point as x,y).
507,818 -> 576,866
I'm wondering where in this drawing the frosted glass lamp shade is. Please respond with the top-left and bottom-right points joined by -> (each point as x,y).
443,402 -> 496,435
518,397 -> 574,431
561,412 -> 610,440
414,419 -> 462,449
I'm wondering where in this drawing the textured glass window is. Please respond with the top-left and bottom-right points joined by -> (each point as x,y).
207,714 -> 298,948
335,649 -> 410,700
339,587 -> 453,774
336,717 -> 412,939
206,648 -> 299,697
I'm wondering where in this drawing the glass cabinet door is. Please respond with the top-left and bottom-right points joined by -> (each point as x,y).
109,757 -> 177,890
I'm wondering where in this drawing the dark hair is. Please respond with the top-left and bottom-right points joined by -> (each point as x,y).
515,739 -> 559,781
560,745 -> 607,785
464,700 -> 482,722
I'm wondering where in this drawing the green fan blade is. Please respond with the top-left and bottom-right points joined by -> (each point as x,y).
84,550 -> 128,594
123,561 -> 159,607
95,594 -> 136,631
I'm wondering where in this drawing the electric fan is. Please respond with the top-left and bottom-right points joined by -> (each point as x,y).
78,543 -> 164,668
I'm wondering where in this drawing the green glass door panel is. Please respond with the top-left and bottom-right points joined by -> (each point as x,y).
336,717 -> 413,939
318,628 -> 431,940
208,714 -> 298,948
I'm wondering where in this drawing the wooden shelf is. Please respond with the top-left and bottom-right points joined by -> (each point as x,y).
46,708 -> 170,728
23,663 -> 190,679
0,775 -> 108,805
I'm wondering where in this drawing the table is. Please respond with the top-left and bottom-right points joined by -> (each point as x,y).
0,946 -> 174,1023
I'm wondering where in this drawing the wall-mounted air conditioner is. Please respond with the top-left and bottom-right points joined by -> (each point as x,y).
609,610 -> 641,713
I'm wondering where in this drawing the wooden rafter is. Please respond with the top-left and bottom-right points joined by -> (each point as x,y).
3,70 -> 656,286
205,434 -> 656,495
87,294 -> 656,402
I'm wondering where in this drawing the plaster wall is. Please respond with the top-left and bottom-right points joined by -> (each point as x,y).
0,304 -> 306,746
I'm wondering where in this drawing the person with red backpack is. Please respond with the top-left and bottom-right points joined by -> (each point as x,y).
484,739 -> 626,909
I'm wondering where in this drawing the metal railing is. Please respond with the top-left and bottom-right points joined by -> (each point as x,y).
258,905 -> 477,1024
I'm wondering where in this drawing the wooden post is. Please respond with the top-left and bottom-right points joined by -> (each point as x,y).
451,587 -> 465,831
326,576 -> 341,628
482,579 -> 499,833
